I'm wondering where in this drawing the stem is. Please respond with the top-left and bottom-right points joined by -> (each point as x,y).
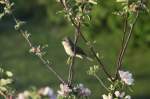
80,32 -> 113,81
116,13 -> 128,68
38,55 -> 65,84
95,74 -> 109,92
68,29 -> 80,85
115,12 -> 139,79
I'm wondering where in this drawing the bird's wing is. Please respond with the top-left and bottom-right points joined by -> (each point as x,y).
75,46 -> 86,56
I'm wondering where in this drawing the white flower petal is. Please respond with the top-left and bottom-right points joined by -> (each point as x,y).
125,95 -> 131,99
119,70 -> 134,85
102,94 -> 108,99
115,91 -> 120,97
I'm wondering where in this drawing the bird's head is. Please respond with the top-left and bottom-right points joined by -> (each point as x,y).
62,37 -> 72,46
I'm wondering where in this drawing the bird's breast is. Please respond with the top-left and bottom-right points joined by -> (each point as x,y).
63,43 -> 74,56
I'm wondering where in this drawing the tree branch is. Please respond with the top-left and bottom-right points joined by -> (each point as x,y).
116,13 -> 128,68
68,26 -> 80,85
115,12 -> 139,79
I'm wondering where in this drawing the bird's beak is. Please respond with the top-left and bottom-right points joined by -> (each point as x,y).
61,41 -> 65,45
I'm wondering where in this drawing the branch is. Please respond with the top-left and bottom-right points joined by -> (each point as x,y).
115,12 -> 139,79
38,55 -> 65,84
68,26 -> 80,85
95,74 -> 110,92
116,13 -> 128,68
80,32 -> 113,81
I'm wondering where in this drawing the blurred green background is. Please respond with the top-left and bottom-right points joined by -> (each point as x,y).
0,0 -> 150,98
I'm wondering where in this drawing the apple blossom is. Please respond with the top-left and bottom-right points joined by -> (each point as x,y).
119,70 -> 134,85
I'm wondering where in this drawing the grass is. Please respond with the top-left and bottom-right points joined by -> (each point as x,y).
0,21 -> 150,99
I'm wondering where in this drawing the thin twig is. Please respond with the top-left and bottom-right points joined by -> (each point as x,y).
95,74 -> 110,92
68,29 -> 80,85
120,12 -> 139,67
115,12 -> 139,79
38,55 -> 65,84
116,13 -> 128,68
79,32 -> 113,81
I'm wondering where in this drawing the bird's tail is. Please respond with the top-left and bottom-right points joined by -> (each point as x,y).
76,54 -> 93,61
85,56 -> 93,62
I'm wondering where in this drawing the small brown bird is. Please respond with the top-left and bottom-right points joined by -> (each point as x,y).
62,37 -> 93,61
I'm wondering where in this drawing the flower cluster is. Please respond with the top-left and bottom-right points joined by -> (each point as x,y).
87,65 -> 99,76
0,0 -> 14,19
57,84 -> 72,97
29,44 -> 48,57
74,83 -> 91,97
16,86 -> 56,99
115,91 -> 131,99
0,67 -> 14,98
116,0 -> 149,13
38,86 -> 56,99
101,70 -> 134,99
102,91 -> 131,99
16,84 -> 91,99
30,46 -> 42,56
57,83 -> 91,98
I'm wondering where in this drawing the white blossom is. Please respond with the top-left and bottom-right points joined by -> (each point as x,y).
119,70 -> 134,85
115,91 -> 125,98
0,78 -> 13,86
17,93 -> 25,99
57,83 -> 72,97
43,87 -> 54,96
38,86 -> 56,99
80,88 -> 91,96
125,95 -> 131,99
102,94 -> 113,99
115,91 -> 120,97
6,71 -> 13,77
16,91 -> 29,99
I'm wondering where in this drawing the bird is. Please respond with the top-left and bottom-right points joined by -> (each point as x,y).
61,37 -> 93,61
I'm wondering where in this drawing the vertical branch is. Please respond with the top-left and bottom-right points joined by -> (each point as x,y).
119,12 -> 139,67
116,13 -> 128,72
68,30 -> 79,85
115,12 -> 139,79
